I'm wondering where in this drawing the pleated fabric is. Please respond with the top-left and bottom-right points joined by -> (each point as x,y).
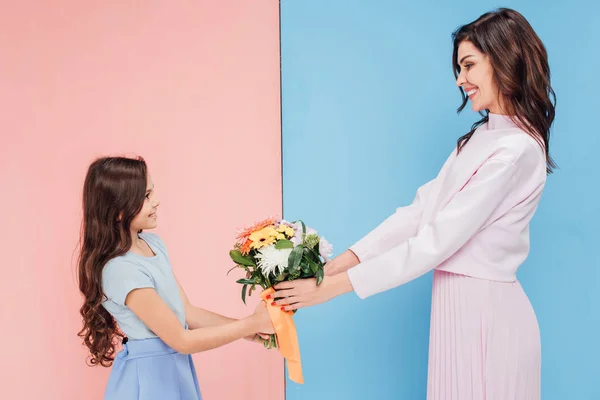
427,270 -> 541,400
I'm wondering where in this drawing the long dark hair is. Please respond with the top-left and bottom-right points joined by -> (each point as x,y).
77,156 -> 147,367
452,8 -> 557,173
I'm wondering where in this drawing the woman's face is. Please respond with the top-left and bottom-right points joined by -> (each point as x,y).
456,40 -> 505,114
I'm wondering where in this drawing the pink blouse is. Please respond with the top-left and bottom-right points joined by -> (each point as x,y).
348,113 -> 547,299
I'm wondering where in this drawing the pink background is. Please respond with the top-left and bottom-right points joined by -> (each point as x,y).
0,1 -> 283,399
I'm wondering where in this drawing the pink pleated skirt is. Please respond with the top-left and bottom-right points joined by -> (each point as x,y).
427,270 -> 541,400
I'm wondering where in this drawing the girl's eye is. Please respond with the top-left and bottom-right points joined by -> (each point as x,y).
145,193 -> 150,200
464,63 -> 474,70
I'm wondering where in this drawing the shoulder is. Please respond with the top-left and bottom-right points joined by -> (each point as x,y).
102,256 -> 150,282
485,130 -> 547,188
487,130 -> 545,170
102,256 -> 156,305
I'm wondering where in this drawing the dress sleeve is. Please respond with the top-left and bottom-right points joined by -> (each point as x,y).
102,260 -> 155,306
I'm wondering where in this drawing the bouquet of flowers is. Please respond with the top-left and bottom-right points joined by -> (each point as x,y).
228,217 -> 333,350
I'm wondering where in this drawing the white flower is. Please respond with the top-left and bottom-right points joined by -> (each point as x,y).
319,237 -> 333,261
255,245 -> 292,277
290,222 -> 318,246
291,221 -> 302,234
290,235 -> 302,246
277,219 -> 292,227
290,222 -> 303,246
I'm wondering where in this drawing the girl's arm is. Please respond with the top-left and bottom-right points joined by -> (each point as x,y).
125,287 -> 273,354
175,277 -> 269,342
175,277 -> 236,329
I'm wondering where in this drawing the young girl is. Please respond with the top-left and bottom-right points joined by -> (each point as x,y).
271,8 -> 553,399
77,156 -> 274,400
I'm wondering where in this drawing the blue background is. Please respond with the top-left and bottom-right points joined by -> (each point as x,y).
281,1 -> 600,399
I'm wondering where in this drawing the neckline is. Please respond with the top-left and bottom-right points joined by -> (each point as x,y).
487,113 -> 518,130
128,233 -> 158,260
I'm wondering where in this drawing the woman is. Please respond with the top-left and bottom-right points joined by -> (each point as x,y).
270,8 -> 554,399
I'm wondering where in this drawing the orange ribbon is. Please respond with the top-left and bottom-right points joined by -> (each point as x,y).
260,287 -> 304,384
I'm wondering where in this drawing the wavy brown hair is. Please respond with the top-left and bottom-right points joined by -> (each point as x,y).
77,156 -> 147,367
452,8 -> 557,173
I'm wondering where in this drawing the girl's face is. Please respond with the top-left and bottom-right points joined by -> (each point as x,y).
455,40 -> 505,114
130,174 -> 160,232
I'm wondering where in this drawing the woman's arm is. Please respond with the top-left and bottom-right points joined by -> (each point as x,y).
346,160 -> 516,298
272,159 -> 518,308
323,249 -> 361,276
344,177 -> 436,266
125,288 -> 274,354
325,176 -> 438,277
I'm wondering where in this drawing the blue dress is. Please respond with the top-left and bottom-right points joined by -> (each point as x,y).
101,232 -> 202,399
105,337 -> 201,400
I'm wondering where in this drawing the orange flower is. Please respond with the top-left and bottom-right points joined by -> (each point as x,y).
240,239 -> 253,255
235,217 -> 277,244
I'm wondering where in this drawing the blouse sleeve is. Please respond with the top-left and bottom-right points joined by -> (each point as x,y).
349,177 -> 436,263
347,159 -> 517,299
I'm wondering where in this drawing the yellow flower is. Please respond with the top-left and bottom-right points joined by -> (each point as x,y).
277,226 -> 295,238
249,227 -> 278,250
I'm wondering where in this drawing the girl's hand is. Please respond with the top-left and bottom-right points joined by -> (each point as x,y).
251,301 -> 275,334
244,333 -> 271,343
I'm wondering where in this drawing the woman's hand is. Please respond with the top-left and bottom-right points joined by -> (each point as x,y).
324,250 -> 360,276
268,273 -> 354,311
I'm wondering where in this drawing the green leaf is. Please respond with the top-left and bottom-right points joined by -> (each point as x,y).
316,268 -> 324,286
287,245 -> 304,271
275,240 -> 294,250
306,258 -> 320,274
241,284 -> 248,305
300,220 -> 306,234
304,245 -> 321,263
229,250 -> 255,266
236,278 -> 255,285
301,262 -> 311,274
